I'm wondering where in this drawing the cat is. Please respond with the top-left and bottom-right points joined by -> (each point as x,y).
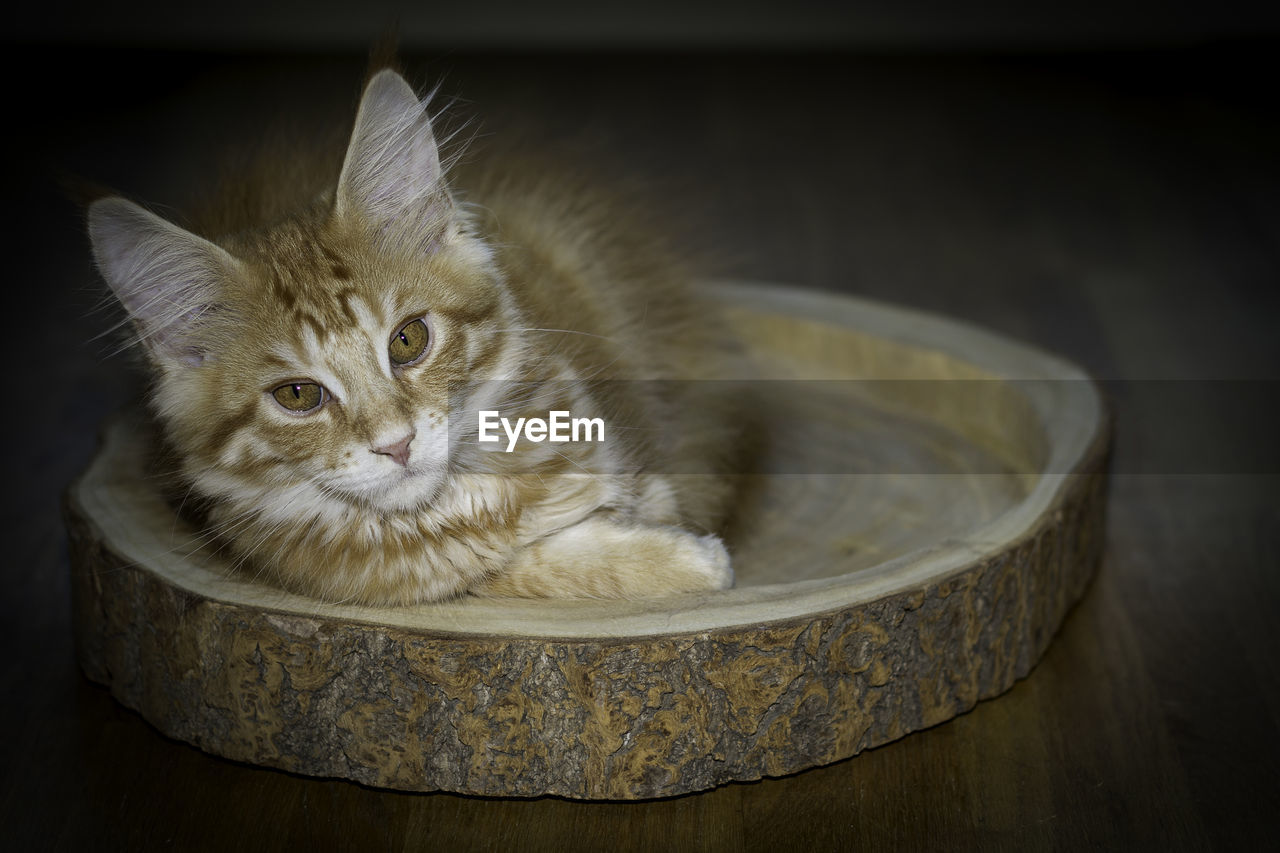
86,67 -> 740,605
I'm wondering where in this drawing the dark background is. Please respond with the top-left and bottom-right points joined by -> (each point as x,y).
4,2 -> 1279,849
10,1 -> 1280,48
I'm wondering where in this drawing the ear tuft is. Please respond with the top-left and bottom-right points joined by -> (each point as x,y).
336,70 -> 450,244
88,197 -> 239,365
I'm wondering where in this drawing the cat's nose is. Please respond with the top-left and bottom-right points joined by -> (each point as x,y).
372,431 -> 415,467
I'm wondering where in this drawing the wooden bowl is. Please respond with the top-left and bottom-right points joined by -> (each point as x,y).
65,281 -> 1109,799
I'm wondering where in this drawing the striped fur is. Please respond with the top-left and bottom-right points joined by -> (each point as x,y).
87,69 -> 737,605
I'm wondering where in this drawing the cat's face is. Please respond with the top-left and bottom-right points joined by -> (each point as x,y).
191,238 -> 510,514
89,70 -> 516,516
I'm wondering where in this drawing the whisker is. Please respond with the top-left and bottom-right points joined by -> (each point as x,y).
490,327 -> 613,341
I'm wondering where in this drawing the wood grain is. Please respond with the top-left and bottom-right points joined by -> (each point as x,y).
65,283 -> 1108,798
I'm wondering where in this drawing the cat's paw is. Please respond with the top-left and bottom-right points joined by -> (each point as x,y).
480,516 -> 733,598
680,532 -> 734,592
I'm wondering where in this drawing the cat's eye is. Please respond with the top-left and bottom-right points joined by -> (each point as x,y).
389,317 -> 431,367
271,382 -> 327,414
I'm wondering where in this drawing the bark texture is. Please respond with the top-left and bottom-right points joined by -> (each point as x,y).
67,445 -> 1106,799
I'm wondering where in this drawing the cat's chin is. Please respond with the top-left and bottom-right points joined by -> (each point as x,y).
360,467 -> 448,515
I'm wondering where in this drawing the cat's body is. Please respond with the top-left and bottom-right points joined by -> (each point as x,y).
87,69 -> 737,605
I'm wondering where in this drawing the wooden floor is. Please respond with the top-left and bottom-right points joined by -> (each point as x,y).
3,46 -> 1277,850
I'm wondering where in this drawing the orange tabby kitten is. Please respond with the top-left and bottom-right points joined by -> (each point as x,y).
87,68 -> 737,605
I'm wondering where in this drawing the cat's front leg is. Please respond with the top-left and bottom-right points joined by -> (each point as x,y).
474,515 -> 733,599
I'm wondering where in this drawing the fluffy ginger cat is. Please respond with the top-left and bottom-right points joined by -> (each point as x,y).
87,68 -> 738,605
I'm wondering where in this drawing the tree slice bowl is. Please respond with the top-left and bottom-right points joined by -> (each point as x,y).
65,281 -> 1110,800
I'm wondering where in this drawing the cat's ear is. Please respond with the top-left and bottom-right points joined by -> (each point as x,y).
88,196 -> 238,366
336,69 -> 448,239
